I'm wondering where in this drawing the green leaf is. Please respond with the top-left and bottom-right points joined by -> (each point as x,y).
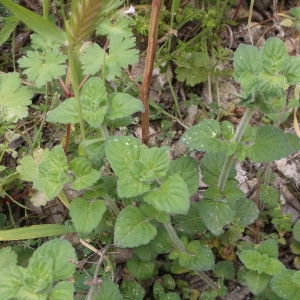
107,92 -> 144,120
120,280 -> 145,300
48,281 -> 74,300
18,48 -> 67,88
134,244 -> 158,261
199,199 -> 235,236
0,247 -> 17,269
293,219 -> 300,242
34,145 -> 69,199
214,261 -> 235,280
0,17 -> 18,46
257,239 -> 279,258
148,226 -> 174,254
221,120 -> 235,140
0,265 -> 24,299
0,72 -> 33,122
245,125 -> 293,162
270,270 -> 300,300
30,239 -> 77,281
246,270 -> 270,295
144,174 -> 190,214
0,0 -> 66,44
175,52 -> 210,86
46,98 -> 78,124
94,278 -> 123,300
114,206 -> 157,248
178,240 -> 214,271
174,203 -> 206,237
69,158 -> 101,190
80,43 -> 105,75
259,184 -> 280,209
80,77 -> 108,128
283,56 -> 300,84
234,197 -> 258,227
69,198 -> 106,234
168,156 -> 199,195
127,258 -> 155,280
181,120 -> 224,152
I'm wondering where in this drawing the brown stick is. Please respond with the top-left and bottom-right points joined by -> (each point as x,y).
140,0 -> 162,144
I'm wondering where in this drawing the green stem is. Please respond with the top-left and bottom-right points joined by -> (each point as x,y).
218,108 -> 254,192
166,73 -> 182,120
164,222 -> 219,290
104,195 -> 120,216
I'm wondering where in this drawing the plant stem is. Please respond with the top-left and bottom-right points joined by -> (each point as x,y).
218,108 -> 254,192
164,222 -> 220,290
104,195 -> 120,216
166,72 -> 182,119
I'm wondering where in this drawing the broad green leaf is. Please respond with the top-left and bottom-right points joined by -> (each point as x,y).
80,43 -> 105,75
81,77 -> 108,128
140,204 -> 170,224
257,71 -> 286,97
69,158 -> 101,190
0,265 -> 24,299
168,156 -> 199,195
199,199 -> 235,236
134,244 -> 158,261
0,224 -> 75,241
120,280 -> 145,300
181,119 -> 225,152
214,261 -> 235,280
178,240 -> 214,271
94,278 -> 123,300
271,269 -> 300,300
174,203 -> 206,237
246,270 -> 270,295
0,72 -> 33,122
0,17 -> 18,46
107,92 -> 144,120
257,239 -> 279,258
127,258 -> 155,280
261,38 -> 288,73
221,120 -> 235,140
282,56 -> 300,84
105,136 -> 141,175
34,145 -> 69,199
49,281 -> 74,300
148,226 -> 174,254
31,239 -> 77,281
18,48 -> 67,88
245,125 -> 293,162
0,0 -> 66,44
234,197 -> 258,227
46,98 -> 78,124
0,247 -> 17,269
114,206 -> 157,248
259,184 -> 280,209
293,219 -> 300,242
144,174 -> 190,214
69,198 -> 106,234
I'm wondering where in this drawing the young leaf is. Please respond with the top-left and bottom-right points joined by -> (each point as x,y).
30,239 -> 77,281
181,119 -> 225,153
18,48 -> 67,88
282,56 -> 300,84
0,72 -> 33,122
69,198 -> 106,235
143,174 -> 190,214
245,125 -> 294,162
114,205 -> 157,248
168,156 -> 199,195
0,247 -> 17,269
106,92 -> 144,120
178,240 -> 215,271
127,258 -> 155,280
48,281 -> 74,300
148,225 -> 174,254
80,77 -> 108,128
245,270 -> 270,295
0,265 -> 24,299
214,261 -> 235,280
199,199 -> 235,236
257,239 -> 279,258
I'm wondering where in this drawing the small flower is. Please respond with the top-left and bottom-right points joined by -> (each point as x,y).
124,4 -> 137,15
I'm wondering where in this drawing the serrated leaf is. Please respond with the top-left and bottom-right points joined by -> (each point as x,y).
69,198 -> 106,234
80,43 -> 105,75
257,239 -> 279,258
245,125 -> 293,162
270,269 -> 300,300
46,98 -> 78,124
234,197 -> 258,227
282,56 -> 300,84
0,265 -> 24,299
144,174 -> 190,214
48,281 -> 74,300
246,270 -> 270,295
80,77 -> 108,128
114,206 -> 157,248
69,158 -> 101,190
127,258 -> 155,281
30,239 -> 77,281
33,145 -> 69,199
178,240 -> 214,271
199,198 -> 235,236
181,119 -> 225,152
18,48 -> 67,88
0,72 -> 33,122
214,261 -> 235,280
0,247 -> 17,269
106,92 -> 144,120
168,156 -> 199,195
